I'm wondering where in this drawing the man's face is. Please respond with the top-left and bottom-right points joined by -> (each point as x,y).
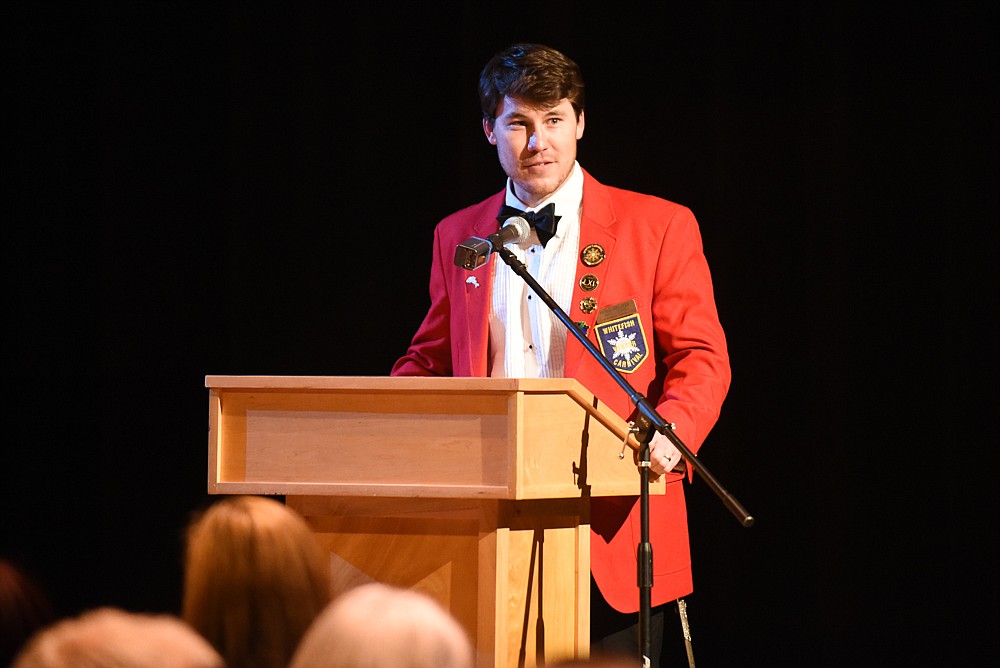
483,96 -> 585,207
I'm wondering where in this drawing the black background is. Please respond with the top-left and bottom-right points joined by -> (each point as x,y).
5,2 -> 997,665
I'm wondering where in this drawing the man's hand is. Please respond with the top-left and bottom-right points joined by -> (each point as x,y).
636,430 -> 685,478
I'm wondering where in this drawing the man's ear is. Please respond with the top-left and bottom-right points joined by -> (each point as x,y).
576,110 -> 586,140
483,118 -> 497,145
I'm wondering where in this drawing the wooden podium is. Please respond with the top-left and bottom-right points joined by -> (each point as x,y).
205,375 -> 661,667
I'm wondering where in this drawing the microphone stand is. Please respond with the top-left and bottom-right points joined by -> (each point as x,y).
489,245 -> 754,665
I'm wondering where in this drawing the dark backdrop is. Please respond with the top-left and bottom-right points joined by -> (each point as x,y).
6,2 -> 997,665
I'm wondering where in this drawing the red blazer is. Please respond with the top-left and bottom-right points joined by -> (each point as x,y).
393,170 -> 730,612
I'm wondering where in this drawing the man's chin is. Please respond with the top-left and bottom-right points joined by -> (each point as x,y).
515,177 -> 559,203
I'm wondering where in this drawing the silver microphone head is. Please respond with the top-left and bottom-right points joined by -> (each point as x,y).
503,216 -> 531,244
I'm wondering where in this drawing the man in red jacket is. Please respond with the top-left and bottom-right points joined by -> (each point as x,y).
392,43 -> 730,665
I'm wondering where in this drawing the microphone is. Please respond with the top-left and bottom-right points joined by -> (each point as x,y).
454,216 -> 531,270
487,216 -> 531,248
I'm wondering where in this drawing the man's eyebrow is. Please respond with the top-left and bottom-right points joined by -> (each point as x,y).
502,106 -> 569,120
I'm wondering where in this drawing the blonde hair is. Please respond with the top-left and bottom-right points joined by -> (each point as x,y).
290,583 -> 474,668
183,495 -> 332,668
12,607 -> 223,668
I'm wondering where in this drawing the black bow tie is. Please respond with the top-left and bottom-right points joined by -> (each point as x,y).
497,203 -> 561,247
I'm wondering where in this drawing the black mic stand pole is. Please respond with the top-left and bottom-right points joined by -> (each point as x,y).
634,419 -> 655,666
490,245 -> 753,665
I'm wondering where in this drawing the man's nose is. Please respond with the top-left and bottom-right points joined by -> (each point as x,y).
528,128 -> 549,151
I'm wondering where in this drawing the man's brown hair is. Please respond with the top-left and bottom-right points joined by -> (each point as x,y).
479,43 -> 585,123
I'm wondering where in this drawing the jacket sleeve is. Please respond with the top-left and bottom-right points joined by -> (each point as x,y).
649,205 -> 731,455
391,223 -> 455,377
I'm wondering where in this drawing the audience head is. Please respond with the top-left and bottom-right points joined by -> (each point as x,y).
11,606 -> 223,668
182,495 -> 332,668
1,559 -> 55,666
289,582 -> 474,668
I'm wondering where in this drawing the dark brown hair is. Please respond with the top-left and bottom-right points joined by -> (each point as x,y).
1,560 -> 54,666
479,43 -> 585,123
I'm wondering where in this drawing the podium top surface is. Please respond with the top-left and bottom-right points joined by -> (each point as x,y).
205,375 -> 591,394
